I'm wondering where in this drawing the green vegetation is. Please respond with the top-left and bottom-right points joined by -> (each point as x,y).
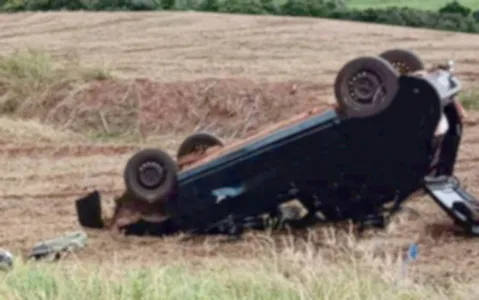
0,47 -> 110,116
0,48 -> 138,139
347,0 -> 479,11
1,0 -> 478,34
459,88 -> 479,109
0,253 -> 474,300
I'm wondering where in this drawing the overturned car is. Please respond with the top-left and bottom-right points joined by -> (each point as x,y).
75,49 -> 479,237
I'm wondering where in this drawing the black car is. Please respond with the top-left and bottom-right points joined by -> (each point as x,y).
76,49 -> 479,237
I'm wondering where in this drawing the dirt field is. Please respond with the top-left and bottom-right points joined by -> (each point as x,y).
1,11 -> 479,285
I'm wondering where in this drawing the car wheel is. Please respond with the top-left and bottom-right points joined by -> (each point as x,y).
177,131 -> 224,160
334,56 -> 400,118
379,49 -> 424,74
124,148 -> 178,204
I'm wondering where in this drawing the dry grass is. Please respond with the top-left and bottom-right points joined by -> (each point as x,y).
0,48 -> 109,116
1,230 -> 477,300
0,12 -> 478,86
0,48 -> 119,138
0,117 -> 83,144
0,11 -> 478,299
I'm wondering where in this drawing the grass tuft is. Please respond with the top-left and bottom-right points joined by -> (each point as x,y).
460,88 -> 479,110
0,48 -> 145,141
0,48 -> 110,116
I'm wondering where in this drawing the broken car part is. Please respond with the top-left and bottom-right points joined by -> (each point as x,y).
0,249 -> 13,271
28,231 -> 87,261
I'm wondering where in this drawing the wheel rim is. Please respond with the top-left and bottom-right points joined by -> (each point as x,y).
137,161 -> 165,189
346,71 -> 385,108
390,60 -> 412,74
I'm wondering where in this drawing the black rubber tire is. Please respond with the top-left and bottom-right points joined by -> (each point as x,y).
124,148 -> 178,204
177,131 -> 224,160
334,56 -> 400,119
379,49 -> 424,74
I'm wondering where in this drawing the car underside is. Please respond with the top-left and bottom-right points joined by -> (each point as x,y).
74,49 -> 479,238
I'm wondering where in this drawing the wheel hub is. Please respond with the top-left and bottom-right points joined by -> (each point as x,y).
347,71 -> 383,105
137,161 -> 165,189
391,61 -> 410,74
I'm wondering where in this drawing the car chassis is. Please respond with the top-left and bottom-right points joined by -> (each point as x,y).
75,49 -> 479,238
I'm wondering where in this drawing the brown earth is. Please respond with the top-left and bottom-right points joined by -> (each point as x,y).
1,12 -> 479,285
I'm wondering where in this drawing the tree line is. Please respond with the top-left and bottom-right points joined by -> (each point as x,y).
1,0 -> 478,34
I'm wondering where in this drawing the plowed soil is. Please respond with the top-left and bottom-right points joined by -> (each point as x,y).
1,12 -> 479,284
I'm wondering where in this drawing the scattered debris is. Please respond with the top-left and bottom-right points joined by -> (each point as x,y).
395,243 -> 420,286
27,231 -> 87,261
0,249 -> 13,271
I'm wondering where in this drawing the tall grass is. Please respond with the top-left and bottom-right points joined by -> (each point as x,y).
0,48 -> 110,116
0,245 -> 472,300
0,48 -> 146,140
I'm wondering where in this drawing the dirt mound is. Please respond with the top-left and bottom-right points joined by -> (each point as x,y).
0,65 -> 333,141
62,78 -> 333,139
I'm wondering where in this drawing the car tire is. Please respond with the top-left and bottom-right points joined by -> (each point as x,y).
334,55 -> 400,119
177,131 -> 224,160
379,49 -> 424,74
124,148 -> 178,204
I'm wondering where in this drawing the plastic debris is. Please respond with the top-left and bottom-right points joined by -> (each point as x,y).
394,243 -> 419,287
28,231 -> 87,261
0,249 -> 13,271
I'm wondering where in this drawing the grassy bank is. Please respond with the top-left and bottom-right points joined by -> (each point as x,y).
0,49 -> 477,141
0,248 -> 473,300
0,48 -> 110,122
0,48 -> 143,141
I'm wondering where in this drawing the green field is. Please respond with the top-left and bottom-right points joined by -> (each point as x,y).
347,0 -> 479,10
